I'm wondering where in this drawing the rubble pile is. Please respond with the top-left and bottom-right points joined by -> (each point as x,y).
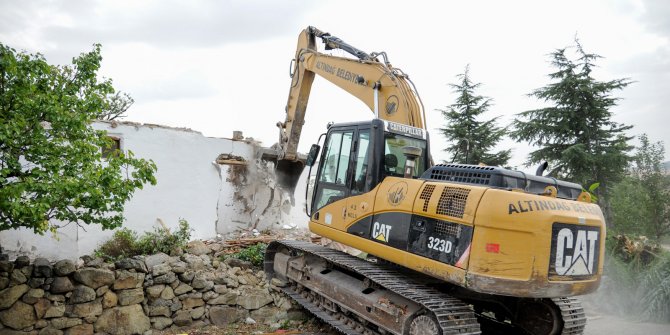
0,240 -> 306,335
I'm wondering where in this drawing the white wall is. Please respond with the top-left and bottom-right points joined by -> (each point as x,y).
0,121 -> 281,260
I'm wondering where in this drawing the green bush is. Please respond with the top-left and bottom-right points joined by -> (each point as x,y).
94,219 -> 191,261
223,243 -> 267,267
136,219 -> 192,255
93,228 -> 139,261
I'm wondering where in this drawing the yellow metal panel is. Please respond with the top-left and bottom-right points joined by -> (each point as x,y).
411,182 -> 487,225
470,228 -> 535,280
310,221 -> 466,286
344,191 -> 378,229
372,177 -> 424,214
467,188 -> 606,296
311,196 -> 349,231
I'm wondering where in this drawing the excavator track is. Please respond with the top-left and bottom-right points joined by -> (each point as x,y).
266,240 -> 481,335
551,297 -> 587,335
266,240 -> 588,335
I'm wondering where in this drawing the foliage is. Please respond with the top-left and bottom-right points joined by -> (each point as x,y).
597,135 -> 669,321
609,234 -> 662,266
0,43 -> 156,234
279,319 -> 292,330
635,252 -> 670,322
510,40 -> 632,194
630,134 -> 670,239
136,219 -> 192,255
610,178 -> 653,235
93,228 -> 139,261
582,182 -> 600,203
94,219 -> 191,261
99,91 -> 134,120
223,243 -> 267,267
438,65 -> 511,166
610,134 -> 669,239
598,235 -> 670,322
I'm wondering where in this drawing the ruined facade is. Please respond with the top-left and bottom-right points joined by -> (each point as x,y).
0,121 -> 308,260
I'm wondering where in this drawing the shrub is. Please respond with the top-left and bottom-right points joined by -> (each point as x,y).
94,219 -> 191,261
634,250 -> 670,322
595,234 -> 670,322
94,228 -> 139,261
223,243 -> 267,267
136,219 -> 192,255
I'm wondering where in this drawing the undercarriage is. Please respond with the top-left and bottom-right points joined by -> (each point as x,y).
265,240 -> 587,335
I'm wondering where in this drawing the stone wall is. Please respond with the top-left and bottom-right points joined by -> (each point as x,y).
0,241 -> 301,335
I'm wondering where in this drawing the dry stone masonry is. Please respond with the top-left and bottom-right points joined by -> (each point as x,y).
0,241 -> 303,335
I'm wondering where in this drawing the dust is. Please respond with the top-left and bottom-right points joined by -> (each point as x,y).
578,261 -> 670,334
216,141 -> 312,237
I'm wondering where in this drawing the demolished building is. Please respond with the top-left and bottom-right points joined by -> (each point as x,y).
0,121 -> 307,260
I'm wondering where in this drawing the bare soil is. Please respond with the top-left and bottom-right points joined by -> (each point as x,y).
585,314 -> 670,335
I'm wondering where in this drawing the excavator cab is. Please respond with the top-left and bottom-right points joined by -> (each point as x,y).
308,119 -> 429,214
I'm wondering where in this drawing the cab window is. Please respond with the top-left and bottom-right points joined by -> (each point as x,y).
319,132 -> 353,185
352,130 -> 370,194
383,132 -> 427,178
314,130 -> 353,209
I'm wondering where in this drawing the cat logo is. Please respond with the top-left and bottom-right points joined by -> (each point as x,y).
372,222 -> 392,243
550,224 -> 600,278
387,182 -> 408,206
385,95 -> 399,115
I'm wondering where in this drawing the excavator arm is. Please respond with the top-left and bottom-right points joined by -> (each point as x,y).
277,26 -> 427,162
265,26 -> 427,194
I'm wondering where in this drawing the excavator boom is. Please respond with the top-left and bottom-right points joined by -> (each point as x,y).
266,26 -> 427,192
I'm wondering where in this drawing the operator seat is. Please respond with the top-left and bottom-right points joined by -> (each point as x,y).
384,153 -> 398,175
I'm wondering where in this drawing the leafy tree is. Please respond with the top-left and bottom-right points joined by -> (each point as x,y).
510,40 -> 633,220
0,43 -> 157,234
611,134 -> 669,240
99,91 -> 134,120
438,65 -> 511,166
609,178 -> 652,235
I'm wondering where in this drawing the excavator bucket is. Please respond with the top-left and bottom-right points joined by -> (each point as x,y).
275,159 -> 305,194
259,147 -> 305,196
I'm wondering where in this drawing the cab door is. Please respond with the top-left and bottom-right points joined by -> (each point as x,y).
344,128 -> 375,230
311,128 -> 355,228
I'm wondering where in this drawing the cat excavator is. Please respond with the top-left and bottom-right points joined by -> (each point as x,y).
262,26 -> 605,335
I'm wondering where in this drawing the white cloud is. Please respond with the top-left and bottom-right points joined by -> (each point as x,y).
1,0 -> 668,168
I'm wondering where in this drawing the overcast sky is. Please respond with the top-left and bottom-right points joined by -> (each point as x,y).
1,0 -> 668,169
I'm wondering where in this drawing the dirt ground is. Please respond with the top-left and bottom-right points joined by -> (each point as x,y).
582,297 -> 670,335
166,312 -> 669,335
585,314 -> 670,335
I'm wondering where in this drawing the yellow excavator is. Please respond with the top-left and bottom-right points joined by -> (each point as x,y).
263,26 -> 605,335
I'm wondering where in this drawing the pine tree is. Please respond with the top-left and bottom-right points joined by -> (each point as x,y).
438,65 -> 511,166
511,40 -> 633,223
511,41 -> 633,186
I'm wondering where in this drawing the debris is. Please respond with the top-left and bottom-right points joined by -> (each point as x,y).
202,229 -> 321,256
216,153 -> 247,166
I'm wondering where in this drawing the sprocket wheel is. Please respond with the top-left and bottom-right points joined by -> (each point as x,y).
516,299 -> 562,335
409,314 -> 441,335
